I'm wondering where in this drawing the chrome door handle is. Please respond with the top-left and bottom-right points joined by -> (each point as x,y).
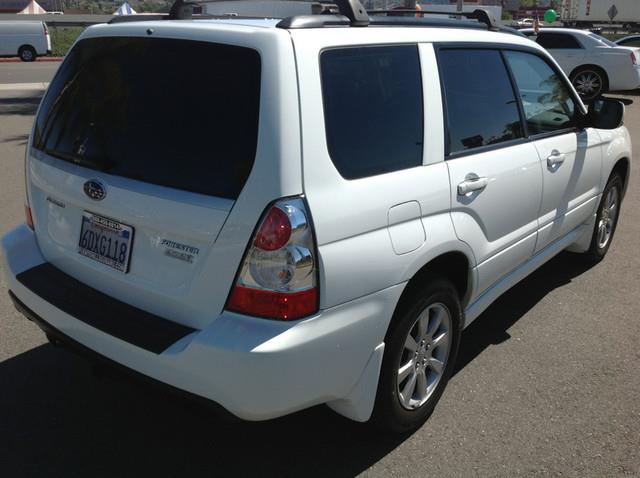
547,150 -> 566,167
457,176 -> 489,195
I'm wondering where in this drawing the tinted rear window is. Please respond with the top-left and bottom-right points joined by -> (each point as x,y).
320,45 -> 423,179
33,37 -> 261,199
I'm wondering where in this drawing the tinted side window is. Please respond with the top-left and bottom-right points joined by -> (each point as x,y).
505,51 -> 577,135
438,49 -> 523,154
33,37 -> 261,199
320,45 -> 423,179
536,33 -> 582,49
619,38 -> 640,47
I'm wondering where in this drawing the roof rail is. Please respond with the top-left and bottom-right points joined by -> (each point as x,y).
108,14 -> 167,24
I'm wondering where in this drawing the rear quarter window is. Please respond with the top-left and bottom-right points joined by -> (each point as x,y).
33,37 -> 261,200
320,45 -> 424,180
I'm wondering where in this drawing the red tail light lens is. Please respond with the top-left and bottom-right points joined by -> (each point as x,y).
631,51 -> 638,66
25,204 -> 34,230
43,23 -> 48,36
254,206 -> 291,251
227,197 -> 318,321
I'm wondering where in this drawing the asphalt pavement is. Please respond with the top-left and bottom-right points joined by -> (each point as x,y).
0,81 -> 639,477
0,61 -> 59,85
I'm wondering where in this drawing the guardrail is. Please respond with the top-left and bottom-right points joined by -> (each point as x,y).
0,14 -> 113,27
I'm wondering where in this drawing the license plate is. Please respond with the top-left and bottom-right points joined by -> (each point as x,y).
78,212 -> 134,273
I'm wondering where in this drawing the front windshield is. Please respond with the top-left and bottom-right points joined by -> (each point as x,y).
588,33 -> 617,47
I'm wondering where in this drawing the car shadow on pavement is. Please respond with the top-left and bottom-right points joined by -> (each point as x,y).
0,336 -> 409,477
0,252 -> 595,478
4,133 -> 29,145
610,89 -> 640,97
454,252 -> 595,376
0,95 -> 41,116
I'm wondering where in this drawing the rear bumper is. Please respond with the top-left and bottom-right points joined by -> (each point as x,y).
2,225 -> 403,422
609,66 -> 640,91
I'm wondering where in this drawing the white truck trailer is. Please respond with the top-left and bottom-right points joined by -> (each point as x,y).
561,0 -> 640,29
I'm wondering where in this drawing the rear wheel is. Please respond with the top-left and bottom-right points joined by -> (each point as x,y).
18,45 -> 36,62
570,66 -> 607,101
373,278 -> 462,433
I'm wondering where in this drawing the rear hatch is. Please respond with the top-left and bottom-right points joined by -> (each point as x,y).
26,28 -> 271,330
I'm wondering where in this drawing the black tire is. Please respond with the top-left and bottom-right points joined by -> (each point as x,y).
372,277 -> 462,434
570,66 -> 607,101
584,174 -> 623,263
18,45 -> 37,62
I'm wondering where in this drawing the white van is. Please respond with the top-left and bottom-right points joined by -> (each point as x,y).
0,21 -> 51,61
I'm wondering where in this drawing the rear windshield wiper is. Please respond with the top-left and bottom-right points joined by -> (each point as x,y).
43,148 -> 115,171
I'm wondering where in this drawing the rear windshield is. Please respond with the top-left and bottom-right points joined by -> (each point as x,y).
33,37 -> 261,199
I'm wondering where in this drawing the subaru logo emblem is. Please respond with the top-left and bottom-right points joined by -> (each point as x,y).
83,180 -> 106,201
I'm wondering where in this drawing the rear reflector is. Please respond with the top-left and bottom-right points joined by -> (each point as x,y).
228,285 -> 318,321
25,204 -> 34,230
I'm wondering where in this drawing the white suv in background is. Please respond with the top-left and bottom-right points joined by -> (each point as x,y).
522,28 -> 640,99
1,2 -> 632,432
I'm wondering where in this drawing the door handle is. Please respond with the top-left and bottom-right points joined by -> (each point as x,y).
457,176 -> 489,195
547,150 -> 566,167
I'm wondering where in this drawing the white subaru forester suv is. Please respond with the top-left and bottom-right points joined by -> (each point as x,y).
1,0 -> 632,432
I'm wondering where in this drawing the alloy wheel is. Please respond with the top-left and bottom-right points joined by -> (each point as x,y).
597,186 -> 619,250
573,70 -> 602,98
397,303 -> 452,410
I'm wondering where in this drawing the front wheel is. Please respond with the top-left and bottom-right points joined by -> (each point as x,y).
372,278 -> 462,433
584,174 -> 623,263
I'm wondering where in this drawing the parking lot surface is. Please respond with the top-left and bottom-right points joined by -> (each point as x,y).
0,83 -> 639,477
0,62 -> 58,85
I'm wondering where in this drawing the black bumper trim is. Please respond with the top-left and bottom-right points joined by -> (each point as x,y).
15,263 -> 196,354
8,290 -> 236,420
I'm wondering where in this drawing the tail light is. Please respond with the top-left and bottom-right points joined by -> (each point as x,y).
25,203 -> 34,230
227,197 -> 318,321
631,51 -> 638,66
43,23 -> 48,36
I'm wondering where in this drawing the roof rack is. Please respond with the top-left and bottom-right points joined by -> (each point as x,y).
108,0 -> 201,24
107,0 -> 507,35
277,0 -> 501,31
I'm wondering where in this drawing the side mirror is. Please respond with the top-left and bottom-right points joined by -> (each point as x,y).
586,98 -> 625,129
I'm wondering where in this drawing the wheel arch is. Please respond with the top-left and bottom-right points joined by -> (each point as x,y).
18,44 -> 35,53
610,157 -> 630,199
392,250 -> 473,328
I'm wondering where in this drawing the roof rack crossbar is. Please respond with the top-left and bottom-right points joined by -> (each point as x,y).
168,0 -> 195,20
108,0 -> 198,24
334,0 -> 369,27
368,8 -> 499,31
